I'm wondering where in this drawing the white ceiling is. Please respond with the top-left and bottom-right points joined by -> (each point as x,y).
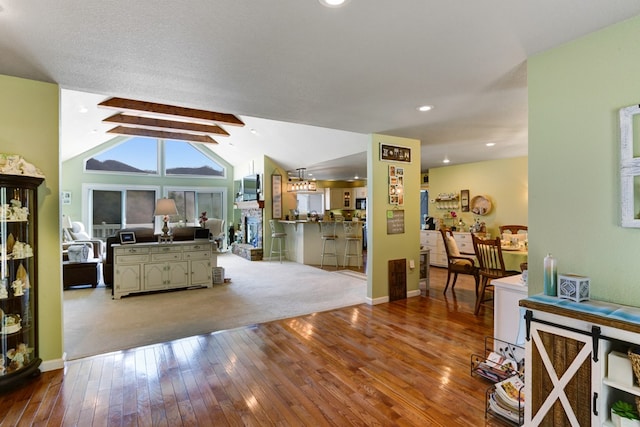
3,1 -> 640,180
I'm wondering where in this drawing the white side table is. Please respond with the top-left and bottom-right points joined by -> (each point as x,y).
492,274 -> 527,357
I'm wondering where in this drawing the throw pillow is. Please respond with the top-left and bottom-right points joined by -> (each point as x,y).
71,230 -> 92,241
445,235 -> 460,257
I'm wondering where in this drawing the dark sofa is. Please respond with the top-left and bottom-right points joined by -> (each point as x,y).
104,226 -> 203,286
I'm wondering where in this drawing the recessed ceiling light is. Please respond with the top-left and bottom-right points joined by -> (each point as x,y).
417,105 -> 433,112
250,128 -> 258,135
78,106 -> 88,113
319,0 -> 349,7
486,142 -> 496,147
443,158 -> 450,164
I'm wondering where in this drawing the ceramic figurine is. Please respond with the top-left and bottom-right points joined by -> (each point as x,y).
0,280 -> 7,299
11,279 -> 23,296
7,343 -> 32,373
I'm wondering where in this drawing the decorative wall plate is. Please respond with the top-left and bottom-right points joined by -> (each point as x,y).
470,195 -> 492,216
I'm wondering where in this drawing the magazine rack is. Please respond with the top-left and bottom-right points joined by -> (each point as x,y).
470,336 -> 524,382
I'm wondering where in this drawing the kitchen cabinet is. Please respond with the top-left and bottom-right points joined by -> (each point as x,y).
342,189 -> 353,209
421,231 -> 473,268
420,230 -> 447,267
325,188 -> 352,210
452,231 -> 473,254
0,171 -> 44,389
324,187 -> 366,210
521,296 -> 640,426
113,241 -> 215,299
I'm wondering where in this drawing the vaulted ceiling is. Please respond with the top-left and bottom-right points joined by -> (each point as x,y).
3,1 -> 640,180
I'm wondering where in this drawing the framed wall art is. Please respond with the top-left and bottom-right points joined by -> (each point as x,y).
388,164 -> 404,206
380,143 -> 411,163
272,174 -> 282,219
461,189 -> 469,212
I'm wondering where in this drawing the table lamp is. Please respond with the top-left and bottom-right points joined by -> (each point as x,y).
155,198 -> 178,240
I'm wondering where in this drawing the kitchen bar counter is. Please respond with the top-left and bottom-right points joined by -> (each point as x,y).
279,220 -> 364,266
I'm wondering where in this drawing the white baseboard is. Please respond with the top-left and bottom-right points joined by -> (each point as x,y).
367,290 -> 422,305
407,289 -> 421,298
367,296 -> 389,305
41,352 -> 66,372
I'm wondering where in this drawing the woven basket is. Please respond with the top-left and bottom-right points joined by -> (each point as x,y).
628,349 -> 640,386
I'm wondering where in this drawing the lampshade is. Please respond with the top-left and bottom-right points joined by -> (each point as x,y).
154,198 -> 178,216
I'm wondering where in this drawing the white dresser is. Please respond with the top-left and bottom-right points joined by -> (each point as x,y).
452,231 -> 474,254
420,230 -> 446,267
113,240 -> 216,299
420,230 -> 473,267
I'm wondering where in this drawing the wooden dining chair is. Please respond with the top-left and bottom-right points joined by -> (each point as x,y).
472,234 -> 519,315
499,225 -> 528,235
440,229 -> 479,295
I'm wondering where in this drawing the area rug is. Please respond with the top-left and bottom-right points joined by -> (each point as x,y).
64,253 -> 367,359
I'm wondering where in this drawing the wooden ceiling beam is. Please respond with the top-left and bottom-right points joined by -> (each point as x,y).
106,126 -> 219,144
103,113 -> 230,136
98,97 -> 245,127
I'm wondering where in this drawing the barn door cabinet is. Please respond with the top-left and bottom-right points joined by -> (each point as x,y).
521,295 -> 640,426
0,170 -> 44,389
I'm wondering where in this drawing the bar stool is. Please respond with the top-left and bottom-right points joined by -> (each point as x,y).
320,221 -> 338,269
343,221 -> 362,268
269,220 -> 288,262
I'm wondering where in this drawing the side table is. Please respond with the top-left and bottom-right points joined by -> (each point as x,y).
63,260 -> 100,289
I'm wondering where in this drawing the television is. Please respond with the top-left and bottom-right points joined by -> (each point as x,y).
242,174 -> 260,201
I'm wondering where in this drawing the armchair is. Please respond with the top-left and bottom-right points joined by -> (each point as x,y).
471,234 -> 519,315
440,229 -> 479,294
62,220 -> 106,261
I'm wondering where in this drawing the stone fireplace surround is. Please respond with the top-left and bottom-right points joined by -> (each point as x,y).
232,202 -> 263,261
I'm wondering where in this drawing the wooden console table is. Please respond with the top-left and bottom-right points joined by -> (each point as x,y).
112,240 -> 216,299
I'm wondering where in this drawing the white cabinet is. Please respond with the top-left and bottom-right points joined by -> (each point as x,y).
452,232 -> 473,254
114,263 -> 142,294
521,297 -> 640,426
144,261 -> 189,290
113,241 -> 216,299
492,275 -> 527,352
355,187 -> 367,199
190,258 -> 213,286
420,230 -> 446,267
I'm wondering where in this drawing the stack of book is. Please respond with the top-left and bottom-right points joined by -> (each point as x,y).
473,351 -> 519,382
488,375 -> 525,424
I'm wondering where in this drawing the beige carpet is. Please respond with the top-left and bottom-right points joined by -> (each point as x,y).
63,253 -> 367,360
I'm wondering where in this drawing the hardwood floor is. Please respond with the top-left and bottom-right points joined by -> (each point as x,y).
0,267 -> 508,426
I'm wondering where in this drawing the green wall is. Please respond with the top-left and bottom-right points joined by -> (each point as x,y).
368,134 -> 421,301
429,157 -> 528,238
0,75 -> 62,367
529,15 -> 640,304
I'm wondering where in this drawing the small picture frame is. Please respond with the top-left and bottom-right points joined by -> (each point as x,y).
461,189 -> 470,212
119,231 -> 136,244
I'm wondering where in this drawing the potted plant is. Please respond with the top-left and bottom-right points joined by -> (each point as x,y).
611,401 -> 640,427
